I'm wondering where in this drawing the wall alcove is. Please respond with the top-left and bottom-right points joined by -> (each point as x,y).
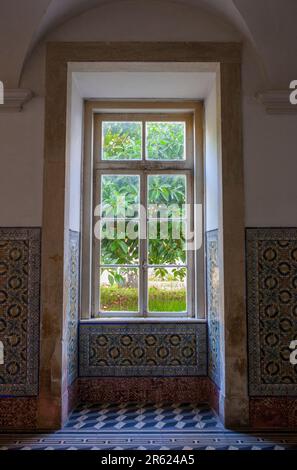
39,42 -> 247,430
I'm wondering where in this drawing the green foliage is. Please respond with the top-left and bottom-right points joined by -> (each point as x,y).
102,121 -> 185,161
148,287 -> 186,312
148,175 -> 186,215
101,224 -> 139,265
100,286 -> 138,311
100,286 -> 186,313
101,175 -> 186,263
148,221 -> 186,266
100,122 -> 187,290
102,122 -> 142,160
146,122 -> 185,160
101,175 -> 139,218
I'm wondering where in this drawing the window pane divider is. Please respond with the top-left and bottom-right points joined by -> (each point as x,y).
94,162 -> 193,171
99,264 -> 140,268
100,217 -> 140,221
139,171 -> 148,316
146,264 -> 187,268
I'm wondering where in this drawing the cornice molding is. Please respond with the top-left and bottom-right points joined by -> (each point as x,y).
0,88 -> 33,112
256,90 -> 297,115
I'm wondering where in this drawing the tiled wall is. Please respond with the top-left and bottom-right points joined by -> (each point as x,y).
67,230 -> 80,385
78,377 -> 217,405
79,322 -> 207,377
0,228 -> 40,396
246,228 -> 297,396
247,228 -> 297,429
2,225 -> 297,428
206,230 -> 221,388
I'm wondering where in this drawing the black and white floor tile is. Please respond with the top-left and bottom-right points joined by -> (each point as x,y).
1,404 -> 297,450
64,403 -> 223,432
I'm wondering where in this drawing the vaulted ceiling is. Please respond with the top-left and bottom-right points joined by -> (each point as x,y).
0,0 -> 296,88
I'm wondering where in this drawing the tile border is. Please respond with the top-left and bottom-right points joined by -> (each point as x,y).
206,229 -> 220,387
67,229 -> 80,385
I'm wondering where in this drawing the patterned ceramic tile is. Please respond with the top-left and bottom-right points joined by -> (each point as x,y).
0,397 -> 37,430
206,230 -> 220,387
65,403 -> 223,432
67,230 -> 80,385
0,432 -> 295,450
0,228 -> 40,396
79,323 -> 207,377
246,228 -> 297,396
250,397 -> 297,429
0,402 -> 297,449
78,377 -> 211,404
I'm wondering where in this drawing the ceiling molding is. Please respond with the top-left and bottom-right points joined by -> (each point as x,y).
256,90 -> 297,115
0,89 -> 34,112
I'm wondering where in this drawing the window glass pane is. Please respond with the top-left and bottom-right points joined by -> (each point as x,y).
102,121 -> 142,160
148,220 -> 186,265
101,175 -> 140,218
100,220 -> 139,265
148,267 -> 187,313
100,268 -> 139,312
146,122 -> 185,160
148,174 -> 186,218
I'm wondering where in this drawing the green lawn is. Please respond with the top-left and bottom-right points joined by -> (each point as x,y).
100,286 -> 186,312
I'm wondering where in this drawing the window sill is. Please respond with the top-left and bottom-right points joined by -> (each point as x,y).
80,317 -> 206,323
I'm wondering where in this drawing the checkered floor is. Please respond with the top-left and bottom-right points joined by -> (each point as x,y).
1,404 -> 297,450
64,403 -> 223,432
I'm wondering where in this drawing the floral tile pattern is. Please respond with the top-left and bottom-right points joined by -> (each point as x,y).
206,230 -> 220,387
79,323 -> 207,376
67,230 -> 80,385
0,228 -> 40,396
246,228 -> 297,396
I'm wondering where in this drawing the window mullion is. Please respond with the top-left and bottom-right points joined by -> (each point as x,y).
142,120 -> 146,161
139,171 -> 148,317
92,171 -> 101,317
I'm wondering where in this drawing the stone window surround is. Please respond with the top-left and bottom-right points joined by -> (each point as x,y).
40,42 -> 247,429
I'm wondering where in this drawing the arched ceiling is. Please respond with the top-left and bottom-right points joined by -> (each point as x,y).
28,0 -> 256,59
0,0 -> 296,88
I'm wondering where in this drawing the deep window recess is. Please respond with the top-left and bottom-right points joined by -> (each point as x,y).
83,104 -> 203,319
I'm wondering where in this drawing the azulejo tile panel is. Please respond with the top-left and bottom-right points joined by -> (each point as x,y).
206,230 -> 220,387
0,228 -> 40,396
79,323 -> 207,377
67,230 -> 80,385
247,228 -> 297,396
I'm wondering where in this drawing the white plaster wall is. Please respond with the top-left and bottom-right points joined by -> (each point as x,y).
67,77 -> 83,232
0,97 -> 44,226
0,0 -> 296,228
205,77 -> 219,231
243,97 -> 297,227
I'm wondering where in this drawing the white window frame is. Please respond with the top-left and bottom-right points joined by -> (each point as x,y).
81,101 -> 205,320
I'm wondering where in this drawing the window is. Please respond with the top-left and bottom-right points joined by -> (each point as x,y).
82,103 -> 204,319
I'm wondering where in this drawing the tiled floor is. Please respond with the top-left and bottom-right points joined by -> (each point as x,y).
64,403 -> 223,432
1,404 -> 297,450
